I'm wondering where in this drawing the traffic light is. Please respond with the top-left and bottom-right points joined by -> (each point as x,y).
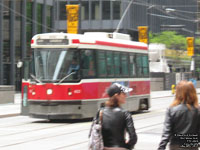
138,26 -> 148,44
187,37 -> 194,56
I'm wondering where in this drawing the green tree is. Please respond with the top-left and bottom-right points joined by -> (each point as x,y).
149,31 -> 187,50
149,31 -> 200,50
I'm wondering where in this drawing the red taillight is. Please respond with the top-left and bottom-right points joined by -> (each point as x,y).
31,39 -> 34,44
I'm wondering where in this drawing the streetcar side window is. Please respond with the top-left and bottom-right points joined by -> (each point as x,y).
114,52 -> 120,76
81,50 -> 96,78
129,54 -> 137,77
121,53 -> 129,77
142,55 -> 149,77
106,51 -> 114,77
97,51 -> 107,77
136,54 -> 143,77
136,54 -> 149,77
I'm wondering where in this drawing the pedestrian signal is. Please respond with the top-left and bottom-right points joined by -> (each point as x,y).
66,5 -> 79,34
138,26 -> 148,44
187,37 -> 194,56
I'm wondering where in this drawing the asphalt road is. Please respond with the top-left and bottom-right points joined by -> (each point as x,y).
0,94 -> 176,150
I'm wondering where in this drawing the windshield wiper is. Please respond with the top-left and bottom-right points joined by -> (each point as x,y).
30,74 -> 43,83
58,72 -> 76,84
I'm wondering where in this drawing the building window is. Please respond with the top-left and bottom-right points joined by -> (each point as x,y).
198,2 -> 200,32
15,1 -> 22,61
81,1 -> 89,20
3,1 -> 10,85
59,2 -> 67,20
69,1 -> 79,4
102,1 -> 110,20
46,5 -> 52,32
92,1 -> 100,20
113,1 -> 121,20
3,0 -> 10,63
37,3 -> 42,33
27,2 -> 33,57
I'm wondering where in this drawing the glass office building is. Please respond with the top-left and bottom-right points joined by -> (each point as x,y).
0,0 -> 55,91
57,0 -> 147,40
57,0 -> 198,36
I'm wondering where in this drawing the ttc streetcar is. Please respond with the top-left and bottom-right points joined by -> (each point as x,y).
21,32 -> 151,119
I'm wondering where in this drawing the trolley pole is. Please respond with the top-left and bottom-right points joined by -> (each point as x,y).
114,0 -> 134,33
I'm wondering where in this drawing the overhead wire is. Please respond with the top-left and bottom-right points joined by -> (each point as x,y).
130,1 -> 198,22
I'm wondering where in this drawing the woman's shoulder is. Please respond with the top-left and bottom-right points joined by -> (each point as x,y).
118,108 -> 132,118
168,104 -> 199,116
169,104 -> 187,111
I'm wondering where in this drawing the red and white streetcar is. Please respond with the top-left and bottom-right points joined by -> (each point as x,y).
22,32 -> 150,119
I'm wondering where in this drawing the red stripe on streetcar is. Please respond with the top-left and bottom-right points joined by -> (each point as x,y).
72,39 -> 147,50
96,41 -> 148,50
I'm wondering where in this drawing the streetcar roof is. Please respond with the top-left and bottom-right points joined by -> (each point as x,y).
31,32 -> 148,51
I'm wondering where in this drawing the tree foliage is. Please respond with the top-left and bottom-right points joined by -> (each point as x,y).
149,31 -> 200,50
149,31 -> 187,50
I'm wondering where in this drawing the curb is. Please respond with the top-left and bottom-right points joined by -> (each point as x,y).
0,113 -> 20,118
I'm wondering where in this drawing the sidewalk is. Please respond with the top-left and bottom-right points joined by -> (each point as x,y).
151,88 -> 200,99
0,93 -> 21,118
1,89 -> 200,118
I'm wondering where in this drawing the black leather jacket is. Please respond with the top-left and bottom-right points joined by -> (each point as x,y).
102,107 -> 137,150
158,104 -> 200,150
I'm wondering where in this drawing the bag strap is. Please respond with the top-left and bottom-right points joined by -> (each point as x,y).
99,110 -> 103,124
96,108 -> 103,124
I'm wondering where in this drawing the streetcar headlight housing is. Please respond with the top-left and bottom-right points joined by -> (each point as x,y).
68,88 -> 72,96
47,89 -> 53,95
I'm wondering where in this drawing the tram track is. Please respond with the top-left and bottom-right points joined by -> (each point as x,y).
0,127 -> 89,148
0,95 -> 170,149
0,113 -> 163,148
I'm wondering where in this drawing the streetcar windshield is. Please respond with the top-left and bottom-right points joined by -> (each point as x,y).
33,48 -> 80,82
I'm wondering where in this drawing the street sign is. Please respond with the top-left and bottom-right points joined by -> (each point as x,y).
66,5 -> 79,34
138,26 -> 148,44
186,37 -> 194,56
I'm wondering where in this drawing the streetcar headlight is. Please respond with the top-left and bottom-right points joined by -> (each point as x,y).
68,88 -> 72,96
47,89 -> 53,95
32,91 -> 36,95
68,92 -> 72,96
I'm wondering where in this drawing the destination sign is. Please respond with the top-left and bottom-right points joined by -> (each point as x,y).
36,39 -> 68,45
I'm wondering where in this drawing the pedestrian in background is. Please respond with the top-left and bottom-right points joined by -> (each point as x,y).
158,80 -> 200,150
102,83 -> 137,150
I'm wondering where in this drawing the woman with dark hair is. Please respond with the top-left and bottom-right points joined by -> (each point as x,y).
158,80 -> 200,150
102,83 -> 137,150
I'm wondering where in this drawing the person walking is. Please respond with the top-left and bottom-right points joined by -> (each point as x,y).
101,83 -> 137,150
158,80 -> 200,150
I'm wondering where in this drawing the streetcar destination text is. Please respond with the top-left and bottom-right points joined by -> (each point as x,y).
37,39 -> 68,45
